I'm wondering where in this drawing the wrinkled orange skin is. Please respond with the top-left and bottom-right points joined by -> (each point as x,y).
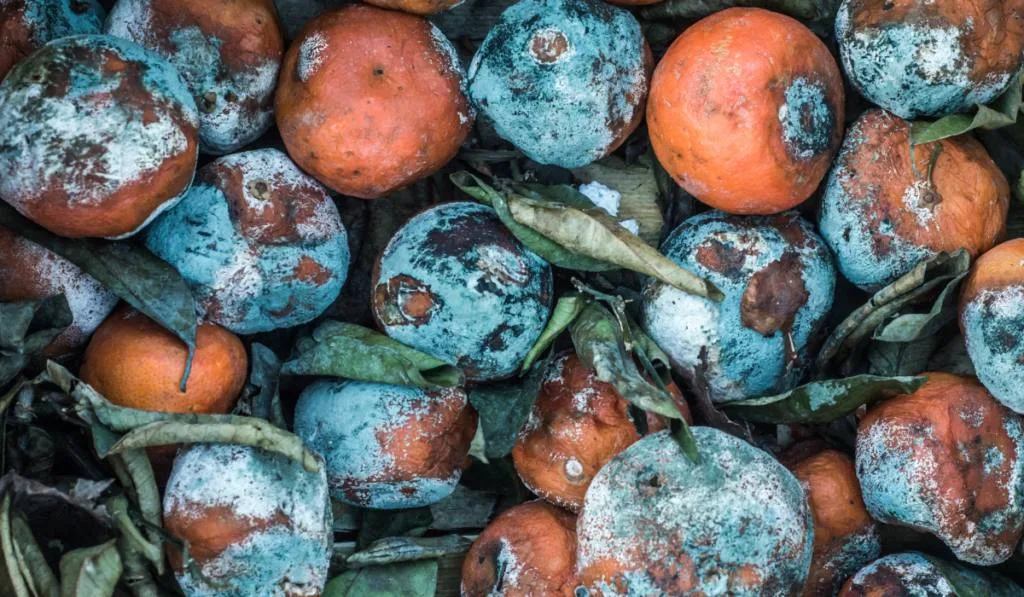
648,7 -> 844,214
961,238 -> 1024,304
789,448 -> 878,597
275,5 -> 472,199
80,306 -> 247,415
858,373 -> 1024,560
462,500 -> 578,597
511,352 -> 689,513
364,0 -> 462,15
837,110 -> 1008,260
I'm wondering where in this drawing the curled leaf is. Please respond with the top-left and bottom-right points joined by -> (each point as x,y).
911,74 -> 1023,144
0,297 -> 71,388
520,293 -> 589,373
724,375 -> 926,424
0,202 -> 198,390
0,494 -> 59,597
345,536 -> 470,569
571,155 -> 665,247
282,321 -> 463,389
59,540 -> 122,597
469,351 -> 551,460
236,343 -> 286,428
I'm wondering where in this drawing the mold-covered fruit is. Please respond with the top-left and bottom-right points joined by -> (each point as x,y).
648,7 -> 844,215
0,225 -> 117,355
461,500 -> 578,597
467,0 -> 649,168
372,201 -> 552,381
144,148 -> 349,335
836,0 -> 1024,120
275,4 -> 472,199
364,0 -> 462,15
856,373 -> 1024,565
105,0 -> 284,154
0,34 -> 198,239
511,351 -> 686,513
0,0 -> 105,80
576,428 -> 813,596
163,443 -> 332,597
293,379 -> 477,509
820,109 -> 1009,291
80,306 -> 247,415
786,447 -> 881,597
641,210 -> 835,403
960,238 -> 1024,414
839,551 -> 1022,596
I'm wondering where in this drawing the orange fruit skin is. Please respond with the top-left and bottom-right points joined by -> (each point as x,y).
364,0 -> 462,15
275,5 -> 472,199
961,238 -> 1024,305
648,7 -> 844,214
461,500 -> 578,597
511,352 -> 686,513
788,448 -> 880,597
80,306 -> 247,415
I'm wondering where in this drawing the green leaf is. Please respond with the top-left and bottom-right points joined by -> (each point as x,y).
866,336 -> 941,378
0,202 -> 198,390
281,321 -> 463,389
450,171 -> 615,272
0,296 -> 72,387
871,270 -> 969,343
59,540 -> 122,597
520,293 -> 589,373
723,375 -> 926,424
469,351 -> 551,459
357,508 -> 433,550
911,74 -> 1023,144
927,334 -> 976,376
0,494 -> 59,597
237,343 -> 286,428
346,536 -> 470,568
324,561 -> 438,597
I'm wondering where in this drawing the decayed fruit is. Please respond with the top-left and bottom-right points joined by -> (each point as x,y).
836,0 -> 1024,119
648,7 -> 844,215
275,4 -> 472,198
576,428 -> 813,596
642,210 -> 835,403
293,379 -> 477,509
0,34 -> 198,239
372,201 -> 553,381
363,0 -> 462,15
80,306 -> 247,415
856,373 -> 1024,565
467,0 -> 649,168
163,443 -> 333,597
820,109 -> 1008,291
0,225 -> 117,355
839,552 -> 1022,596
960,238 -> 1024,414
461,500 -> 578,597
785,447 -> 881,597
105,0 -> 284,154
0,0 -> 105,80
145,148 -> 349,335
511,351 -> 684,513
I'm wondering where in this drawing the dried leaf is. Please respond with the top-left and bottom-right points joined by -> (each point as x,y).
871,269 -> 969,343
571,155 -> 665,247
0,494 -> 59,597
59,540 -> 122,597
281,321 -> 462,389
324,560 -> 438,597
236,343 -> 286,428
345,536 -> 470,568
724,375 -> 926,424
0,297 -> 72,387
469,351 -> 551,459
520,293 -> 589,373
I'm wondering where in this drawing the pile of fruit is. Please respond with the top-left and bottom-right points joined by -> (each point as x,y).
1,0 -> 1024,595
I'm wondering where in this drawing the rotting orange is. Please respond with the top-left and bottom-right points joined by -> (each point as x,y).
648,7 -> 844,215
363,0 -> 463,15
275,4 -> 473,199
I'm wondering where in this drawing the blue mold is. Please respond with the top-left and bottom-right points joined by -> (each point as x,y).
962,286 -> 1024,414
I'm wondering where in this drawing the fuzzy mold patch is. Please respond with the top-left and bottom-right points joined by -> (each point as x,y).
962,286 -> 1024,414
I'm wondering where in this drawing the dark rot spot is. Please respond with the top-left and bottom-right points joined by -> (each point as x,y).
740,253 -> 809,337
373,66 -> 385,76
529,29 -> 569,64
373,275 -> 438,326
291,255 -> 331,286
695,237 -> 755,279
400,486 -> 416,496
200,91 -> 217,113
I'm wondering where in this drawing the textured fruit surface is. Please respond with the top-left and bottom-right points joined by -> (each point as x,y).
576,428 -> 813,596
838,551 -> 1021,596
164,443 -> 332,597
105,0 -> 283,154
461,500 -> 578,597
363,0 -> 462,15
960,239 -> 1024,414
642,210 -> 835,403
293,379 -> 477,509
145,148 -> 349,335
820,109 -> 1008,291
648,7 -> 844,214
0,225 -> 117,354
467,0 -> 649,168
511,352 -> 672,512
0,34 -> 198,239
80,306 -> 247,415
372,201 -> 552,381
275,4 -> 472,198
856,373 -> 1024,565
836,0 -> 1024,119
0,0 -> 105,80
